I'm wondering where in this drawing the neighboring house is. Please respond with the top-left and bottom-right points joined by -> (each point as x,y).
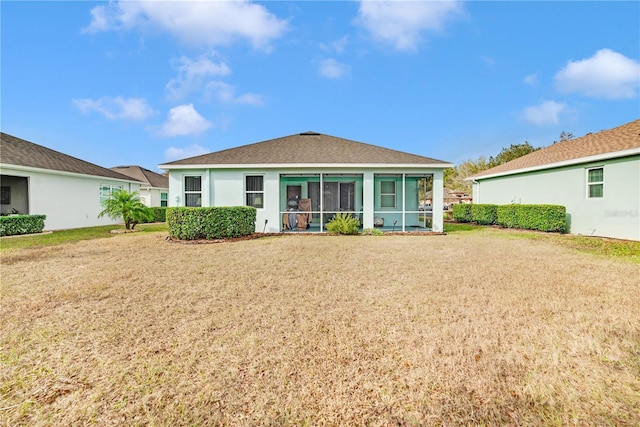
110,165 -> 169,207
159,131 -> 452,233
469,119 -> 640,241
425,188 -> 473,209
0,133 -> 142,230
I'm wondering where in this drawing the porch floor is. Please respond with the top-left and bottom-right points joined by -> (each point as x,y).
282,224 -> 432,233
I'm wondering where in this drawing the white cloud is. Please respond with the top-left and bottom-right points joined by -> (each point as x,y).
521,100 -> 567,125
554,49 -> 640,99
164,144 -> 209,161
166,54 -> 232,100
83,1 -> 288,50
319,35 -> 349,54
73,96 -> 155,121
157,104 -> 212,137
205,81 -> 264,106
524,73 -> 538,86
319,58 -> 350,79
355,0 -> 464,51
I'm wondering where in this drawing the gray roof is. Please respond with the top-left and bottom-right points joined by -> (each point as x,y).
0,132 -> 141,181
110,165 -> 169,188
161,131 -> 451,167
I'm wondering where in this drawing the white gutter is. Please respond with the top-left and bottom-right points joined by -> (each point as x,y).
467,147 -> 640,181
159,162 -> 454,170
0,163 -> 144,184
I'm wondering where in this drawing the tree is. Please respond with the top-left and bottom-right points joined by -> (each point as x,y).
487,142 -> 538,168
554,131 -> 574,144
98,189 -> 153,230
444,142 -> 539,194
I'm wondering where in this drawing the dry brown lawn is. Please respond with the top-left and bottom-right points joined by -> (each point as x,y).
1,231 -> 639,426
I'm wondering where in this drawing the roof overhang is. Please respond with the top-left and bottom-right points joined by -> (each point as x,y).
159,162 -> 454,170
467,147 -> 640,181
0,163 -> 144,184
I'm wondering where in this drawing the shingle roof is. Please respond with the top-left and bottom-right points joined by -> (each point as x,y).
160,131 -> 451,167
0,132 -> 141,181
472,119 -> 640,179
110,165 -> 168,188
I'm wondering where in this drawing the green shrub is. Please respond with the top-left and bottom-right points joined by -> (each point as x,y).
452,204 -> 473,222
141,207 -> 167,223
361,227 -> 383,236
0,214 -> 46,237
497,204 -> 566,233
471,204 -> 498,225
326,213 -> 360,235
496,204 -> 518,229
166,206 -> 256,240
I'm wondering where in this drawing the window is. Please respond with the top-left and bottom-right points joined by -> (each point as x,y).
99,184 -> 122,206
246,175 -> 264,208
322,182 -> 355,212
380,180 -> 396,208
160,192 -> 168,207
587,167 -> 604,198
184,176 -> 202,207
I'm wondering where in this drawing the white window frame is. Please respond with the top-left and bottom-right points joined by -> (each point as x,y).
99,184 -> 122,206
586,167 -> 604,199
184,176 -> 202,207
160,192 -> 168,207
245,175 -> 264,209
380,180 -> 396,208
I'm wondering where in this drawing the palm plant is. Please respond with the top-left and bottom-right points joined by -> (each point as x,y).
98,189 -> 153,230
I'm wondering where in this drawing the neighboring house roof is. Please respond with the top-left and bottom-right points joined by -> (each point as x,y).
471,119 -> 640,180
110,165 -> 168,189
160,131 -> 451,168
0,132 -> 141,182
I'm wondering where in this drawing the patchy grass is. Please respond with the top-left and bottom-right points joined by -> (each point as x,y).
443,222 -> 485,233
0,223 -> 167,252
1,231 -> 639,426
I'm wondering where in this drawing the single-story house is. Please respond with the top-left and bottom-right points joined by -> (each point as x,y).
0,132 -> 142,230
469,119 -> 640,241
110,165 -> 169,207
159,131 -> 452,233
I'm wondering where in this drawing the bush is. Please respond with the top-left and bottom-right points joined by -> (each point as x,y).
452,204 -> 473,223
141,207 -> 167,223
497,204 -> 566,233
471,204 -> 498,225
0,214 -> 46,237
166,206 -> 256,240
326,213 -> 360,235
361,228 -> 383,236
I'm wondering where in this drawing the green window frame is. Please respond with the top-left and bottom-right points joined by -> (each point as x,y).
587,167 -> 604,199
380,180 -> 396,208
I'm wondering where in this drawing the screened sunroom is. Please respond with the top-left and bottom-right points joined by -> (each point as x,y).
279,172 -> 434,232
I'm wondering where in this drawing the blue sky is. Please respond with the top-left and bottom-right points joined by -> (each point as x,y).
2,1 -> 639,172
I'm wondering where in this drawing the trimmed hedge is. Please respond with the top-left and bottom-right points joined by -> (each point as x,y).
0,214 -> 46,237
471,204 -> 498,225
141,207 -> 167,223
166,206 -> 256,240
452,204 -> 473,223
497,204 -> 566,233
452,203 -> 566,233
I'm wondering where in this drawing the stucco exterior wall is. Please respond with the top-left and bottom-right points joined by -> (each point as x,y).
472,155 -> 639,240
139,187 -> 169,207
168,167 -> 447,233
1,166 -> 141,231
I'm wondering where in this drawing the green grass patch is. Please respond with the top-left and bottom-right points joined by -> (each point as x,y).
444,222 -> 485,233
0,223 -> 167,252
